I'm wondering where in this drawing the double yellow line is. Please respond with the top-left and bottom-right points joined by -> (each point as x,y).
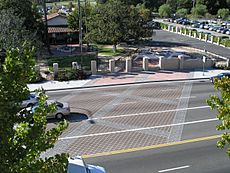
82,135 -> 221,158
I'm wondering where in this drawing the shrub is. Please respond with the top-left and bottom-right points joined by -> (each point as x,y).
217,8 -> 229,20
56,69 -> 88,81
158,4 -> 172,18
176,8 -> 188,17
191,4 -> 208,17
30,71 -> 46,83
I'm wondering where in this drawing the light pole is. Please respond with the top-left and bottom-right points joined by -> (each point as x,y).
192,0 -> 196,8
42,0 -> 51,54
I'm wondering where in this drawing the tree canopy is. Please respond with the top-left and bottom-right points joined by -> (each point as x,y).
207,77 -> 230,156
0,45 -> 69,172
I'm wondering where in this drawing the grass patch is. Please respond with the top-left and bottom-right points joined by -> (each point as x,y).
47,54 -> 97,71
94,44 -> 125,56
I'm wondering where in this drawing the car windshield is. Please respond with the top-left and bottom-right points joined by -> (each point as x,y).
56,101 -> 64,108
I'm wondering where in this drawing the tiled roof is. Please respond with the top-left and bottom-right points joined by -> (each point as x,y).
48,27 -> 77,33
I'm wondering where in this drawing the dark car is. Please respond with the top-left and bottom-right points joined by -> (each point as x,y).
210,72 -> 230,83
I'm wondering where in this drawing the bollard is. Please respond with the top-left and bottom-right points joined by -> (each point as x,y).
143,57 -> 149,71
53,63 -> 58,79
109,59 -> 115,73
199,33 -> 202,40
178,55 -> 184,70
91,60 -> 97,75
125,58 -> 132,72
204,34 -> 208,42
72,62 -> 78,70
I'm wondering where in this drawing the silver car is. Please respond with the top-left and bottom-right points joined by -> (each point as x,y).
21,94 -> 38,108
33,100 -> 70,119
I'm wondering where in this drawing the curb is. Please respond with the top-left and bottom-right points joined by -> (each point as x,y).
39,77 -> 210,92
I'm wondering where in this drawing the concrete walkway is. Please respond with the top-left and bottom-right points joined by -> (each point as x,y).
28,69 -> 230,91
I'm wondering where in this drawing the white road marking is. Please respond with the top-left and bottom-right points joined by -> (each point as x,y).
158,165 -> 190,172
176,96 -> 196,99
59,118 -> 217,140
93,105 -> 210,120
113,101 -> 137,106
161,89 -> 177,92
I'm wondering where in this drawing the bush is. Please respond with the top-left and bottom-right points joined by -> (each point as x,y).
191,4 -> 208,17
56,69 -> 88,81
217,8 -> 229,20
30,71 -> 46,83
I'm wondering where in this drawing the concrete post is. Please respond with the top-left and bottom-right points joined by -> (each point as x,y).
143,57 -> 149,71
199,33 -> 202,40
176,27 -> 178,33
185,29 -> 188,35
179,28 -> 182,34
227,59 -> 230,67
53,63 -> 58,79
178,55 -> 184,70
109,59 -> 115,73
91,60 -> 97,75
210,35 -> 214,43
168,25 -> 171,31
189,30 -> 192,37
217,37 -> 220,45
72,62 -> 78,70
194,32 -> 197,38
159,56 -> 164,70
125,58 -> 132,72
204,34 -> 208,42
35,65 -> 40,73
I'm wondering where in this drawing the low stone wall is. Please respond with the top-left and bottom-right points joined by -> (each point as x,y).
183,59 -> 214,69
159,57 -> 180,70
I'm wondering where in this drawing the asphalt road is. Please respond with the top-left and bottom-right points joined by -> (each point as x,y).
45,80 -> 228,172
150,29 -> 230,58
86,139 -> 230,173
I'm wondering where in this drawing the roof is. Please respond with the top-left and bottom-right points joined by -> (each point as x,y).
48,27 -> 77,33
46,13 -> 66,21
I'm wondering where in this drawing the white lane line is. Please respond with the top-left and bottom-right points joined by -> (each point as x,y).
113,101 -> 137,106
93,105 -> 210,120
59,118 -> 217,140
161,89 -> 177,92
158,165 -> 190,172
176,96 -> 196,99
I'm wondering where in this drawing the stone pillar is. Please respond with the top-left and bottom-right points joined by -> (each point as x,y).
189,30 -> 192,37
199,33 -> 202,40
143,57 -> 149,71
91,60 -> 97,75
184,29 -> 187,35
176,27 -> 179,33
210,35 -> 214,43
168,25 -> 171,31
125,58 -> 132,72
53,63 -> 58,79
227,59 -> 230,67
72,62 -> 78,70
178,55 -> 184,70
109,59 -> 115,73
204,34 -> 208,42
35,65 -> 40,73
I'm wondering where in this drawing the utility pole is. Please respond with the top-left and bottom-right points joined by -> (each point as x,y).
42,0 -> 51,54
78,0 -> 83,53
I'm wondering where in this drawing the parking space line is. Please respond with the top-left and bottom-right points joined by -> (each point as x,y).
158,165 -> 190,172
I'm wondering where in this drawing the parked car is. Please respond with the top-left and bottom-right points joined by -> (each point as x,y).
32,100 -> 70,119
21,94 -> 38,108
68,156 -> 107,173
210,72 -> 230,83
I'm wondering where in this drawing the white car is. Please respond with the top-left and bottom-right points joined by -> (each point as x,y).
32,100 -> 70,119
68,156 -> 107,173
21,94 -> 38,108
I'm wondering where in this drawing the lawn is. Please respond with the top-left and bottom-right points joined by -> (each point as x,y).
47,54 -> 97,71
95,44 -> 125,56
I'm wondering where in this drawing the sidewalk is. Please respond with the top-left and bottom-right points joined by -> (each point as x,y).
28,69 -> 230,91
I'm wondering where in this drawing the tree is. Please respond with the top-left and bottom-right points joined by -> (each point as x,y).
85,0 -> 152,52
176,8 -> 188,17
0,45 -> 69,172
207,77 -> 230,156
0,9 -> 40,50
191,4 -> 208,17
158,4 -> 172,18
217,8 -> 230,20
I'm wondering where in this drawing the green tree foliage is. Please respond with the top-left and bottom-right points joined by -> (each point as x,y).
0,9 -> 40,50
0,0 -> 43,33
85,0 -> 152,52
158,4 -> 172,17
207,77 -> 230,156
176,8 -> 189,17
191,4 -> 208,17
0,45 -> 69,172
217,8 -> 230,20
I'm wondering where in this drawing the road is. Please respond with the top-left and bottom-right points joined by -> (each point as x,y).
150,29 -> 230,59
45,80 -> 228,172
